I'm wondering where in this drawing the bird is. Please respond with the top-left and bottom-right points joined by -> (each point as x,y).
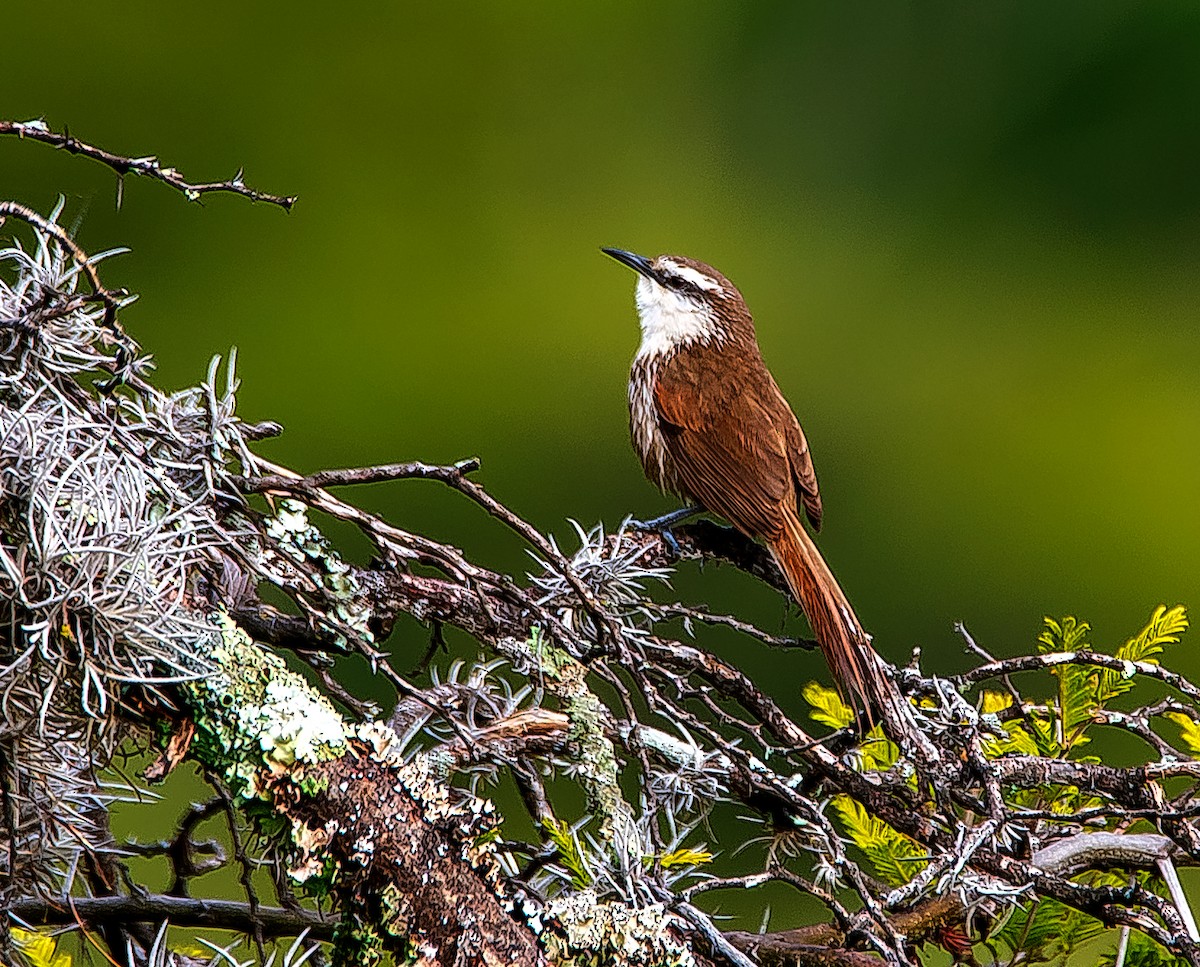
603,247 -> 900,723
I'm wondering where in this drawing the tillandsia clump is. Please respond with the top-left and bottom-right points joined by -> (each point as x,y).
2,157 -> 1200,967
0,200 -> 247,898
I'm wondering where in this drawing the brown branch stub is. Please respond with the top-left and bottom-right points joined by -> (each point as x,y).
727,895 -> 963,967
1,118 -> 297,210
143,718 -> 196,781
440,708 -> 571,768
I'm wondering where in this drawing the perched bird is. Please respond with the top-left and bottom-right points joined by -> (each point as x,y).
604,247 -> 899,721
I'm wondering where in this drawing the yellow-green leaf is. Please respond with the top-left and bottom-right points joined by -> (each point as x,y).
982,721 -> 1040,758
833,795 -> 926,887
12,929 -> 73,967
1164,711 -> 1200,757
803,681 -> 853,729
540,816 -> 592,890
979,690 -> 1014,714
1096,605 -> 1189,706
659,847 -> 714,869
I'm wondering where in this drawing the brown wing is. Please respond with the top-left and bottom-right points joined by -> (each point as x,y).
784,394 -> 823,531
654,340 -> 823,538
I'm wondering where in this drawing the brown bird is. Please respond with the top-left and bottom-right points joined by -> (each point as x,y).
604,247 -> 899,721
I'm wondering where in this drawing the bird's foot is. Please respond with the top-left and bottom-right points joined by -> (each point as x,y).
627,506 -> 701,558
628,505 -> 701,532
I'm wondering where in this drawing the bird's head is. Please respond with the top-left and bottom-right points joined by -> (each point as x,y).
602,248 -> 751,354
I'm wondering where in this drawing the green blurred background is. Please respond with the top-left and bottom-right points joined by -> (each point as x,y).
4,0 -> 1200,937
6,0 -> 1200,695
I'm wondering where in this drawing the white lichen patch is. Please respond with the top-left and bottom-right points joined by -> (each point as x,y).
262,499 -> 375,646
241,677 -> 350,767
544,891 -> 696,967
185,616 -> 511,897
186,613 -> 350,795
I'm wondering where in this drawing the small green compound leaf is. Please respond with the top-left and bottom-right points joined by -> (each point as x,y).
803,682 -> 896,770
1037,616 -> 1098,754
1101,931 -> 1192,967
11,928 -> 73,967
832,795 -> 926,887
1164,711 -> 1200,756
541,816 -> 592,890
998,898 -> 1104,964
1096,605 -> 1189,706
978,691 -> 1040,758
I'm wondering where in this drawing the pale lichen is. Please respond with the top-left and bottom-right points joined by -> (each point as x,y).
182,612 -> 510,896
511,628 -> 637,849
182,612 -> 681,967
263,498 -> 375,647
543,890 -> 696,967
184,611 -> 351,798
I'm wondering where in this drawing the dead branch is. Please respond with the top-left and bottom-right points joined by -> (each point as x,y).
1,118 -> 296,210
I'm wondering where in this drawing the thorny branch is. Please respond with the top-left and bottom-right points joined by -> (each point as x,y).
1,118 -> 296,211
2,191 -> 1200,967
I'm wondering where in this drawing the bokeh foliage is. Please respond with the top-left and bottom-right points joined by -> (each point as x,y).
5,1 -> 1199,682
4,8 -> 1200,944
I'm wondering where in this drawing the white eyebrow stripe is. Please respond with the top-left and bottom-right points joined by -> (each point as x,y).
660,260 -> 723,293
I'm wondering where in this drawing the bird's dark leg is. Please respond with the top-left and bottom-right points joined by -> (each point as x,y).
628,505 -> 702,555
630,505 -> 702,530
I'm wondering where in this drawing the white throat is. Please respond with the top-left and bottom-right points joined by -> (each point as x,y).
633,275 -> 719,361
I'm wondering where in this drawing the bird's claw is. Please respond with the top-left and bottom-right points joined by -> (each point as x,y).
627,506 -> 700,559
627,505 -> 701,532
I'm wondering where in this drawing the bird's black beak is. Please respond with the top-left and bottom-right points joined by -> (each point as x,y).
602,247 -> 656,281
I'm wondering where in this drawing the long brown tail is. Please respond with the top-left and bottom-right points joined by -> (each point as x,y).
768,511 -> 899,722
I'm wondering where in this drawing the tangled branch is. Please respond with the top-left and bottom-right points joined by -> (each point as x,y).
2,194 -> 1199,967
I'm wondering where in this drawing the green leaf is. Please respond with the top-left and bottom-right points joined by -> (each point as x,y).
996,899 -> 1103,965
832,795 -> 926,887
1058,661 -> 1097,751
1025,707 -> 1063,758
803,682 -> 897,771
982,722 -> 1041,758
473,826 -> 501,848
1163,711 -> 1200,756
802,681 -> 853,730
12,929 -> 73,967
1096,605 -> 1188,706
1037,616 -> 1098,753
658,847 -> 714,869
976,692 -> 1041,756
1038,615 -> 1091,655
1100,931 -> 1192,967
540,816 -> 592,890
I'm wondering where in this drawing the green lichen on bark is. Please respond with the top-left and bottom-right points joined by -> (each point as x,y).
182,611 -> 351,800
519,629 -> 636,849
175,618 -> 687,967
264,499 -> 374,648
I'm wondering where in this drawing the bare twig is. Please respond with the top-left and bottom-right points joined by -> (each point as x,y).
1,118 -> 296,210
6,895 -> 332,938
